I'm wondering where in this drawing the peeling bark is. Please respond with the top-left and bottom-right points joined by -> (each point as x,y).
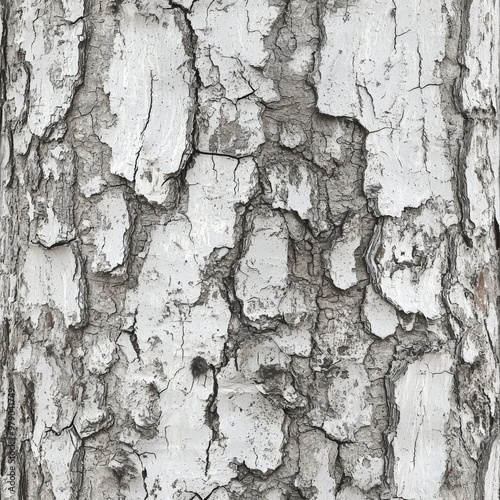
1,0 -> 498,499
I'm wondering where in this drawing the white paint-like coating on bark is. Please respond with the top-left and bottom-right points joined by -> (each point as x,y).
22,244 -> 85,328
237,337 -> 304,406
17,0 -> 84,137
295,430 -> 338,499
2,0 -> 498,496
211,360 -> 286,473
235,209 -> 289,325
279,281 -> 316,326
362,284 -> 399,339
33,143 -> 76,247
392,352 -> 453,500
311,362 -> 372,442
119,209 -> 242,498
38,428 -> 82,500
339,443 -> 384,491
133,218 -> 201,308
32,350 -> 78,447
92,189 -> 130,273
464,122 -> 497,236
197,89 -> 266,157
370,206 -> 453,319
137,357 -> 286,496
238,337 -> 290,379
125,219 -> 202,378
190,0 -> 280,158
189,0 -> 281,101
272,325 -> 312,357
87,338 -> 117,375
137,370 -> 216,498
267,163 -> 313,219
316,0 -> 454,216
186,154 -> 258,260
459,0 -> 499,113
265,161 -> 328,234
100,6 -> 193,204
125,284 -> 231,497
73,378 -> 113,439
336,486 -> 367,500
329,215 -> 360,290
484,436 -> 500,500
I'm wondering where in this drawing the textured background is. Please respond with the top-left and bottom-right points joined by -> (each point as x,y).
0,0 -> 499,498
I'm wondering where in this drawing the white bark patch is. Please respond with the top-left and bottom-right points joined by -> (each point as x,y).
138,358 -> 286,496
237,337 -> 304,406
32,348 -> 78,447
210,360 -> 286,474
464,122 -> 497,237
392,352 -> 454,500
279,122 -> 307,149
136,369 -> 216,498
315,0 -> 454,216
272,325 -> 313,357
339,443 -> 384,491
445,236 -> 495,332
132,218 -> 201,308
87,338 -> 118,375
99,6 -> 193,204
272,281 -> 317,357
92,189 -> 130,273
336,486 -> 367,500
264,160 -> 328,234
459,0 -> 499,113
279,281 -> 316,328
197,88 -> 266,157
209,489 -> 231,500
310,362 -> 372,441
125,219 -> 201,379
459,401 -> 489,462
189,0 -> 281,102
183,288 -> 230,365
367,206 -> 453,319
238,337 -> 290,378
38,428 -> 82,500
30,142 -> 76,247
74,379 -> 114,439
108,451 -> 145,499
295,430 -> 338,499
235,208 -> 289,326
319,301 -> 371,364
329,214 -> 361,290
362,284 -> 399,339
22,244 -> 85,328
125,286 -> 230,497
484,436 -> 500,500
186,154 -> 258,261
17,0 -> 84,138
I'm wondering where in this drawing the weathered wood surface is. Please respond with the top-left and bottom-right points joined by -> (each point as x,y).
0,0 -> 498,499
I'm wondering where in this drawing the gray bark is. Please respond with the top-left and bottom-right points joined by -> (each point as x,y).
0,0 -> 499,499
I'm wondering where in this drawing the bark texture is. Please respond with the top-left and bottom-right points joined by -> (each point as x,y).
0,0 -> 499,499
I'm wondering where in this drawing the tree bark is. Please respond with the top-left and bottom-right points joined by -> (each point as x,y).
0,0 -> 499,499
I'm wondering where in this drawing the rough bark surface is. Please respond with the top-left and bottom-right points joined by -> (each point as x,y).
0,0 -> 499,499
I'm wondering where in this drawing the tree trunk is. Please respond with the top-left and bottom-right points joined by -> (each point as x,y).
1,0 -> 498,499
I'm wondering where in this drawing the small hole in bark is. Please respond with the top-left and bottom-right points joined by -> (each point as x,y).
190,356 -> 210,378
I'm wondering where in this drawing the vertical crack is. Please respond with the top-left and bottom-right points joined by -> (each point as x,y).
204,365 -> 219,476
